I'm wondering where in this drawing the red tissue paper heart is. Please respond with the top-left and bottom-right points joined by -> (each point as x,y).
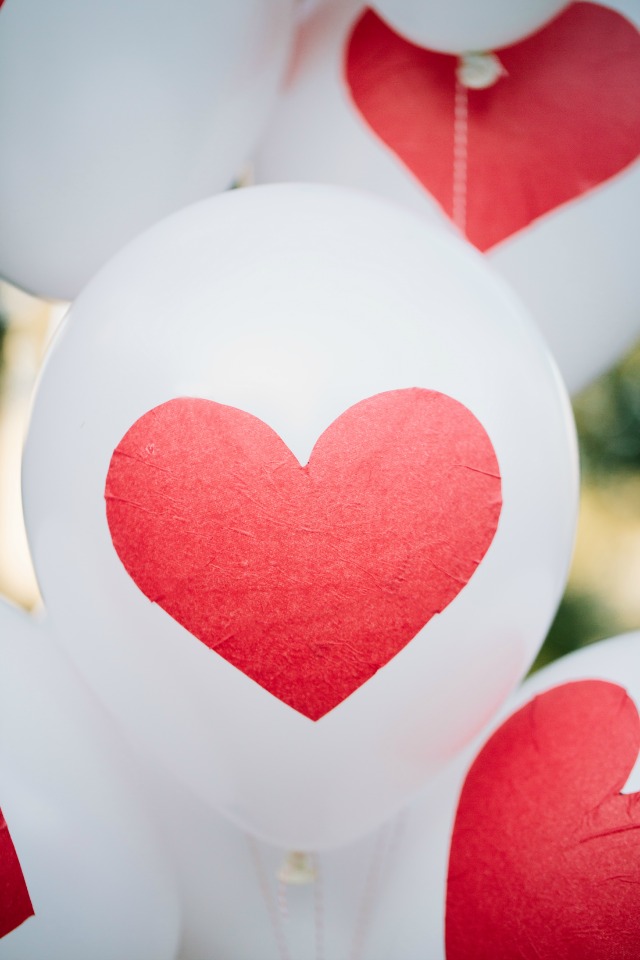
105,389 -> 501,720
1,808 -> 34,939
346,4 -> 640,251
446,680 -> 640,960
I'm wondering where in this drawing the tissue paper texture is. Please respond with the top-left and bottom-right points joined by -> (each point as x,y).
447,680 -> 640,959
106,388 -> 501,719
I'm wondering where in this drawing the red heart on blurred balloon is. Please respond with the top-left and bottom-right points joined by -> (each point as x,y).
346,4 -> 640,250
447,680 -> 640,959
0,809 -> 34,939
105,389 -> 501,719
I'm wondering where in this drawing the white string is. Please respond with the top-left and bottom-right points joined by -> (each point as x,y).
349,825 -> 389,960
349,814 -> 404,960
313,852 -> 325,960
452,76 -> 469,237
247,836 -> 292,960
249,819 -> 403,960
278,878 -> 289,923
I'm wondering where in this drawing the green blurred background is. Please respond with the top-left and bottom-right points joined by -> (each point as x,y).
532,344 -> 640,669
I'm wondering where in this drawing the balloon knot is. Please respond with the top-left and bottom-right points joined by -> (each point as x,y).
457,51 -> 507,89
277,850 -> 317,885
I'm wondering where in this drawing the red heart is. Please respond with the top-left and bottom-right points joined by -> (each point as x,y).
446,680 -> 640,959
346,4 -> 640,251
1,809 -> 34,940
105,389 -> 501,720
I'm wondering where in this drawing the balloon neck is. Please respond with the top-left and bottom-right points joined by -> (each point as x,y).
457,51 -> 506,89
277,850 -> 317,885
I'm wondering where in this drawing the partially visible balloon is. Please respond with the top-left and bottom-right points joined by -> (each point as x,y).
0,601 -> 181,960
371,0 -> 569,53
254,0 -> 640,392
0,0 -> 294,300
23,183 -> 577,849
447,631 -> 640,959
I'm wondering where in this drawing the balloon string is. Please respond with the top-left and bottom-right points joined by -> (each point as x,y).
349,813 -> 404,960
452,77 -> 469,236
349,827 -> 387,960
278,878 -> 289,923
314,853 -> 325,960
246,836 -> 292,960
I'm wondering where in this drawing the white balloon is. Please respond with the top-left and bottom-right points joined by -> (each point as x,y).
446,631 -> 640,957
371,0 -> 569,54
0,0 -> 294,300
0,601 -> 181,960
23,183 -> 577,849
254,0 -> 640,393
403,631 -> 640,959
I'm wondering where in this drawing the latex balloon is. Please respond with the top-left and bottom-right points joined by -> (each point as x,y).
371,0 -> 569,53
0,601 -> 181,960
0,0 -> 294,300
23,183 -> 578,849
447,631 -> 640,959
254,0 -> 640,393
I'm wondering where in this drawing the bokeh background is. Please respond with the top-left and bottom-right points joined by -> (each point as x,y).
1,275 -> 639,671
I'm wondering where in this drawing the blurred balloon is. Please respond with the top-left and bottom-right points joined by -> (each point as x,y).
254,0 -> 640,393
0,0 -> 295,300
23,183 -> 577,849
0,601 -> 181,960
371,0 -> 569,53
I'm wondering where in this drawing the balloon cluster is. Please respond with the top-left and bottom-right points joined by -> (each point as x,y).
0,2 -> 638,958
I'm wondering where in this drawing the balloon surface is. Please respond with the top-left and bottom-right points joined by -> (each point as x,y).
254,0 -> 640,392
23,183 -> 577,849
0,0 -> 294,300
0,601 -> 181,960
371,0 -> 569,53
447,632 -> 640,960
